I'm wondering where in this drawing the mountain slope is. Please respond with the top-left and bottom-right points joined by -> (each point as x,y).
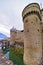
0,33 -> 8,40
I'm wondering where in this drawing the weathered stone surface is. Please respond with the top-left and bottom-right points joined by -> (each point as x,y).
22,3 -> 42,65
40,10 -> 43,65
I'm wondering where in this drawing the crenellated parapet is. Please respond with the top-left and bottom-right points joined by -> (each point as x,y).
22,3 -> 41,21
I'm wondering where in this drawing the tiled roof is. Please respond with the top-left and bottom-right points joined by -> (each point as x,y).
0,50 -> 14,65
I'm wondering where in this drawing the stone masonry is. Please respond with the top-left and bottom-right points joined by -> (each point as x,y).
10,27 -> 24,45
22,3 -> 42,65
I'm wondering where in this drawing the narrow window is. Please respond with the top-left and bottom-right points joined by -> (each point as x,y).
37,29 -> 39,32
27,30 -> 29,32
42,30 -> 43,32
31,21 -> 33,23
25,19 -> 28,23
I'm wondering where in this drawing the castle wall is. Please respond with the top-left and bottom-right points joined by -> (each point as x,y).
15,31 -> 24,42
10,29 -> 24,46
10,30 -> 16,45
22,3 -> 42,65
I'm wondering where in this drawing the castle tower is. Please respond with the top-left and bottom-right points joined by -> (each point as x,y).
10,27 -> 17,45
22,3 -> 42,65
40,9 -> 43,64
41,9 -> 43,40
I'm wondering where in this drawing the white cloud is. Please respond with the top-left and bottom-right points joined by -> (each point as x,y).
0,0 -> 43,36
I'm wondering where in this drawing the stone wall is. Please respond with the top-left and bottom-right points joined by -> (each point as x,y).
10,28 -> 17,45
15,30 -> 24,42
10,29 -> 24,45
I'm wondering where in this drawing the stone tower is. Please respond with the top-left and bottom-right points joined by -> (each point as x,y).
22,3 -> 42,65
40,9 -> 43,64
41,9 -> 43,45
10,27 -> 17,45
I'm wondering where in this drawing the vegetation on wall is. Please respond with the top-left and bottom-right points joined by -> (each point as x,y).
9,46 -> 24,65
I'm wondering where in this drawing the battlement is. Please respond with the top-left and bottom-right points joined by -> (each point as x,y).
22,3 -> 41,21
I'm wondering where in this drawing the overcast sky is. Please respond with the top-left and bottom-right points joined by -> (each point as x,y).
0,0 -> 43,36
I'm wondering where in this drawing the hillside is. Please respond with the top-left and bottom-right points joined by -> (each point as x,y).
0,33 -> 8,40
